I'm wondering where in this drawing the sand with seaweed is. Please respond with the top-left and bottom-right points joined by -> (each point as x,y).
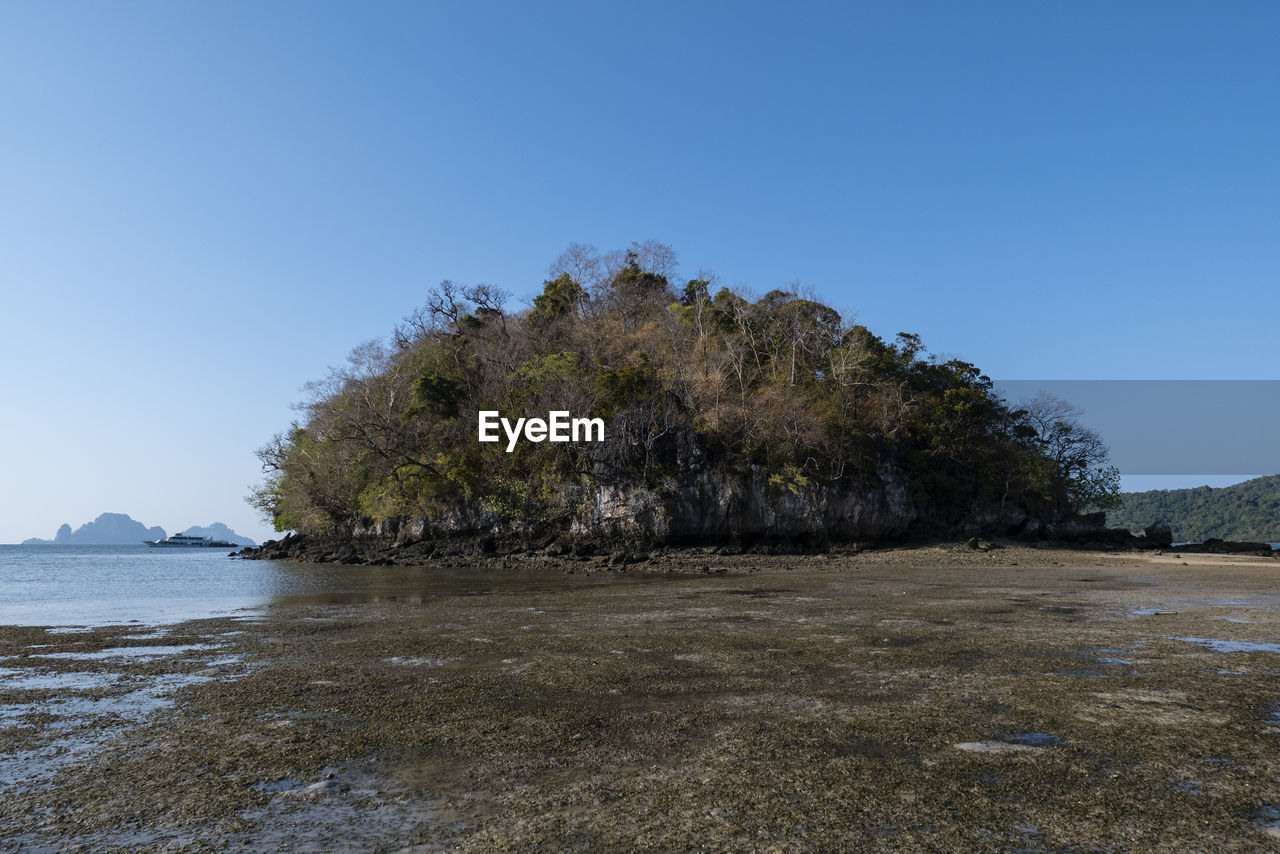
2,546 -> 1279,850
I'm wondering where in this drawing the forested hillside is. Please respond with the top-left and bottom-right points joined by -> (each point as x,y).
1108,475 -> 1280,542
249,243 -> 1119,546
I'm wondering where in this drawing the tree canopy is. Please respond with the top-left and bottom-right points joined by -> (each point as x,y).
249,242 -> 1119,538
1107,474 -> 1280,542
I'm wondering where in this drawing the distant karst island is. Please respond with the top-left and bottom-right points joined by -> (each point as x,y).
22,513 -> 257,547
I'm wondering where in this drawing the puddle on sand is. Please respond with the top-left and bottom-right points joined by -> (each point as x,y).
1170,637 -> 1280,654
0,673 -> 219,789
1126,595 -> 1280,620
1041,649 -> 1131,675
0,669 -> 119,693
955,741 -> 1038,754
955,732 -> 1062,753
253,778 -> 310,794
385,656 -> 455,667
1002,732 -> 1063,747
1257,805 -> 1280,839
2,675 -> 203,725
1,631 -> 248,794
30,643 -> 221,661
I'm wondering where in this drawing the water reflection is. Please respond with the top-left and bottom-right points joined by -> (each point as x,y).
0,545 -> 667,628
263,559 -> 663,609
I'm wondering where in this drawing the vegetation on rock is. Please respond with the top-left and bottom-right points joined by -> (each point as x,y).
248,242 -> 1118,541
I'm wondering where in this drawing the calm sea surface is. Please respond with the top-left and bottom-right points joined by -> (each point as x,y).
0,544 -> 657,627
0,545 -> 311,626
3,542 -> 1277,628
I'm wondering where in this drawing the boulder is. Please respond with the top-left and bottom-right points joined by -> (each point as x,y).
1170,538 -> 1274,556
1141,521 -> 1174,547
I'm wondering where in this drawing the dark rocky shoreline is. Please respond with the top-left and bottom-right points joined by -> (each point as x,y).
238,521 -> 1277,566
1169,537 -> 1278,556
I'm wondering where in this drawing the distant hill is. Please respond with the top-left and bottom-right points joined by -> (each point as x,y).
22,512 -> 166,545
22,514 -> 257,546
1107,474 -> 1280,542
181,523 -> 257,547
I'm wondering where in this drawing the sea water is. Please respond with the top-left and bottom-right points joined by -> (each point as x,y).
4,541 -> 1275,628
0,544 -> 656,627
0,545 -> 297,626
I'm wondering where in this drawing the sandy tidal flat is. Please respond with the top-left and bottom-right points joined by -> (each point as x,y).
2,546 -> 1279,851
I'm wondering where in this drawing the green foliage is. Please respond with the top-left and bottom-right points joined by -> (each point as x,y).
248,242 -> 1117,535
481,474 -> 540,521
681,279 -> 710,307
530,274 -> 585,330
594,354 -> 656,417
408,373 -> 464,419
611,260 -> 670,300
1107,475 -> 1280,542
767,465 -> 812,495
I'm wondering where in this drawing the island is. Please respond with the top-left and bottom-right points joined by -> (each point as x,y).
23,514 -> 256,547
245,243 -> 1127,563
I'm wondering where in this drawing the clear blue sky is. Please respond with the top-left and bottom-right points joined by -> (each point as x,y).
2,1 -> 1277,543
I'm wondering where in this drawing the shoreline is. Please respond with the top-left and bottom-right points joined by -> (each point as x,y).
3,546 -> 1280,848
239,529 -> 1278,568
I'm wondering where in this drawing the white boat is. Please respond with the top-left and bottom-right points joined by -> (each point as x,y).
144,533 -> 238,548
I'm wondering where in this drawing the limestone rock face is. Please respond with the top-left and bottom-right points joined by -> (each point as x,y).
569,462 -> 918,544
294,454 -> 1121,562
355,462 -> 920,548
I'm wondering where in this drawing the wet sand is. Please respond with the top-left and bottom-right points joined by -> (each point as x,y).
2,545 -> 1279,851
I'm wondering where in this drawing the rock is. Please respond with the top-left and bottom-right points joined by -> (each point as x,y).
1141,521 -> 1173,547
1075,511 -> 1108,528
1170,538 -> 1273,556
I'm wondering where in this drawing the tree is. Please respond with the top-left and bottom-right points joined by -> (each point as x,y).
250,241 -> 1099,538
530,273 -> 586,332
1016,393 -> 1121,512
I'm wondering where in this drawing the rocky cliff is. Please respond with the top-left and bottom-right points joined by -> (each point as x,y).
243,459 -> 1157,565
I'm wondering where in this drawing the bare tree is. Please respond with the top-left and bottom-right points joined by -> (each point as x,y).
1017,393 -> 1120,511
548,243 -> 605,288
628,239 -> 679,280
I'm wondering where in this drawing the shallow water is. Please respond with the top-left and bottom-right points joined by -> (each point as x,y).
0,545 -> 280,626
30,643 -> 222,660
1170,637 -> 1280,654
1002,731 -> 1063,746
0,545 -> 663,627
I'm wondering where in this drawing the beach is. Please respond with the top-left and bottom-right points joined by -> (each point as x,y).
3,546 -> 1279,851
